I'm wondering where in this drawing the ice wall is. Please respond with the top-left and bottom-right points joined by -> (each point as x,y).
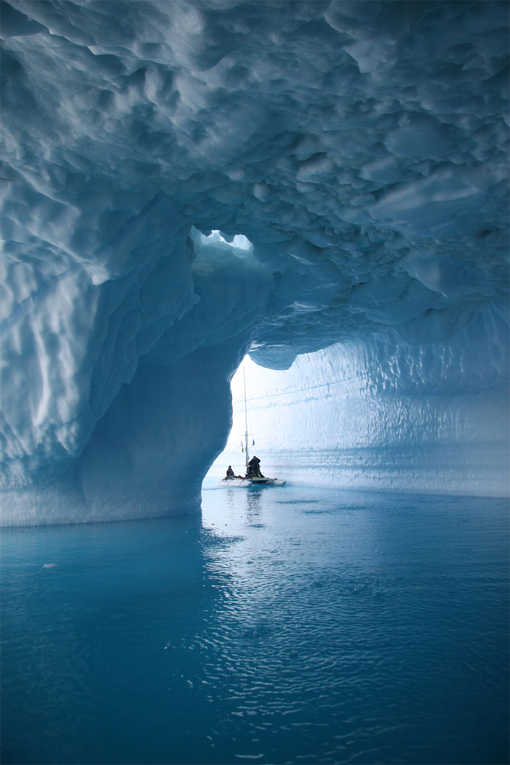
212,302 -> 509,496
4,337 -> 248,525
1,1 -> 508,523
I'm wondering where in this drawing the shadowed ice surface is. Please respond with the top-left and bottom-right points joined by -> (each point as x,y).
1,486 -> 508,764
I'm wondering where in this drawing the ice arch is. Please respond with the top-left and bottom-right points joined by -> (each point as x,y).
0,0 -> 508,524
213,306 -> 509,498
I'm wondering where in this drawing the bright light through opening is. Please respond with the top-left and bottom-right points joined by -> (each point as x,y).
205,355 -> 288,483
200,229 -> 253,251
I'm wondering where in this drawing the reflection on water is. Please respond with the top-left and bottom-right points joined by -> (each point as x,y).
245,487 -> 263,514
1,487 -> 509,765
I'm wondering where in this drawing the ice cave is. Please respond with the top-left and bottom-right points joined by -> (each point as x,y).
1,2 -> 509,764
1,0 -> 508,525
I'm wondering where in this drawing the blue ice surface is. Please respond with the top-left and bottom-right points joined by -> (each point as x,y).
1,0 -> 509,518
1,486 -> 508,765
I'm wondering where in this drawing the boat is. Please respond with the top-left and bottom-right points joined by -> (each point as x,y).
217,366 -> 286,488
218,477 -> 287,488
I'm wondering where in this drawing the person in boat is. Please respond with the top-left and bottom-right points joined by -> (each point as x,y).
246,456 -> 264,479
225,466 -> 235,479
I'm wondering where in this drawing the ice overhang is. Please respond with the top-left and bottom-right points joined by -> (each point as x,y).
0,0 -> 508,510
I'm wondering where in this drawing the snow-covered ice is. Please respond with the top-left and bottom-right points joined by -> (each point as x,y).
0,0 -> 508,523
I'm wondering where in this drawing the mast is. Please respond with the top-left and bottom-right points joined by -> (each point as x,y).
243,365 -> 249,467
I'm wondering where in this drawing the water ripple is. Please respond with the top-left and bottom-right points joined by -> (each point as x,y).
1,489 -> 508,764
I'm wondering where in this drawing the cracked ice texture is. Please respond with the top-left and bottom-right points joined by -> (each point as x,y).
0,0 -> 508,521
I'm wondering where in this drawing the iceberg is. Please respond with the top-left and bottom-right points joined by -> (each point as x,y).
214,305 -> 509,498
0,0 -> 508,524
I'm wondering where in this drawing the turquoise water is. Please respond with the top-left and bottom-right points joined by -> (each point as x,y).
1,487 -> 508,764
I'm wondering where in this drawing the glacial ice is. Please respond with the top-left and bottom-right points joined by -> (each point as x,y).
0,0 -> 508,524
211,304 -> 509,497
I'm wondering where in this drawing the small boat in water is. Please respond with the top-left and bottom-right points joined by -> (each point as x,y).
217,366 -> 286,488
218,476 -> 286,488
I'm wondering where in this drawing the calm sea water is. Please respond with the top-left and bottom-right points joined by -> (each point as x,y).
1,486 -> 508,765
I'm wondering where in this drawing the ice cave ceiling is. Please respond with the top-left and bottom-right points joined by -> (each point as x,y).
0,0 -> 508,510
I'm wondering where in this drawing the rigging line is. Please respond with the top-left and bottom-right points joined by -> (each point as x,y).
243,365 -> 249,466
233,378 -> 358,404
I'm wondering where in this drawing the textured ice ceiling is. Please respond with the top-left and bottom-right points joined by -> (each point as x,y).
0,1 -> 508,520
